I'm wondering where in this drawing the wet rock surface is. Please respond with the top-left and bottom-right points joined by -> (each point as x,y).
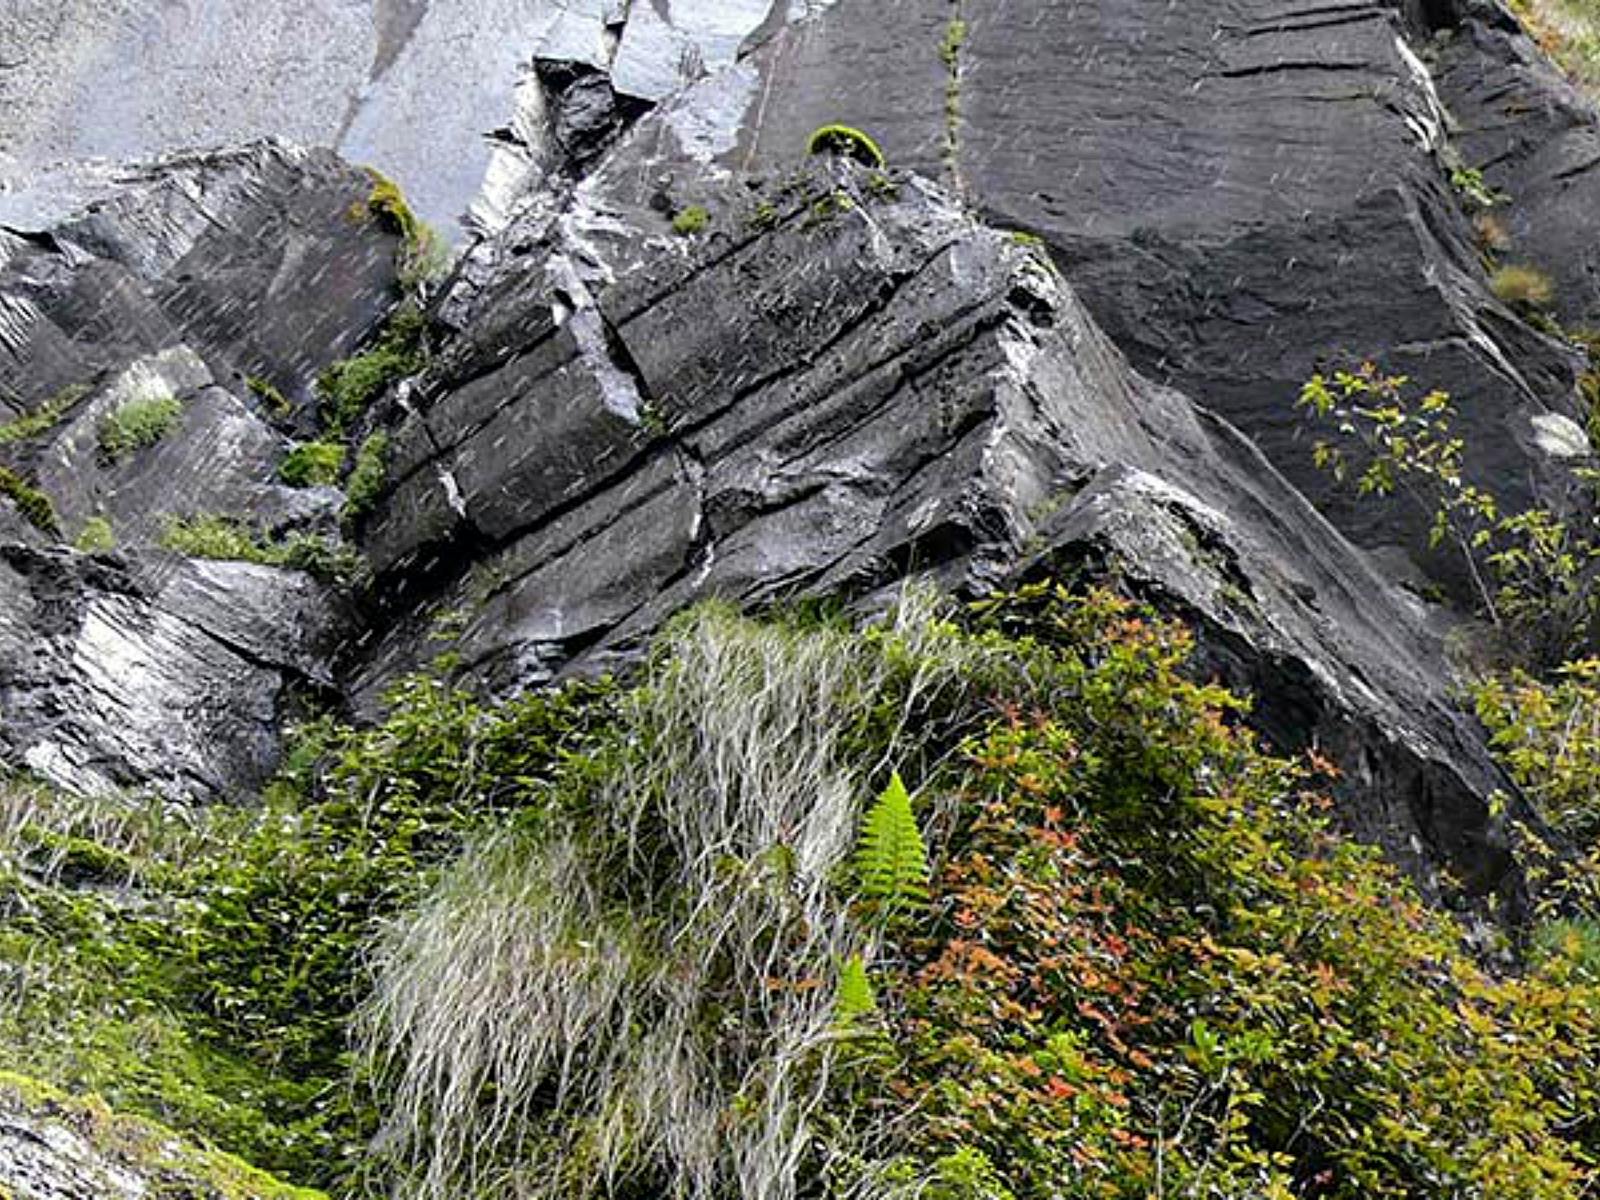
2,1 -> 1597,898
352,164 -> 1528,909
0,1073 -> 313,1200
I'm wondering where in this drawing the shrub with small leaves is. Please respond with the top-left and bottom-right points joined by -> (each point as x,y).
1299,363 -> 1599,663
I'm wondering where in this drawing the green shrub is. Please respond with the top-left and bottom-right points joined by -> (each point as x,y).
1451,165 -> 1504,208
98,392 -> 183,461
73,516 -> 114,554
342,431 -> 390,521
1491,262 -> 1557,309
0,466 -> 58,534
1476,659 -> 1600,839
0,675 -> 617,1193
806,124 -> 887,169
354,586 -> 1600,1200
671,205 -> 710,236
278,442 -> 345,488
1299,364 -> 1599,664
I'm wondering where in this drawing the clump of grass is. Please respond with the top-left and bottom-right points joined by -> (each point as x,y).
1491,262 -> 1556,310
160,514 -> 362,585
98,392 -> 183,462
342,432 -> 390,522
317,306 -> 427,435
0,383 -> 90,445
278,442 -> 346,488
671,205 -> 710,236
805,125 -> 887,169
73,515 -> 115,554
362,595 -> 1008,1200
0,466 -> 58,534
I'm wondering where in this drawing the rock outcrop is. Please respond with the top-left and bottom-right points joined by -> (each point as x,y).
3,1 -> 1598,900
0,143 -> 391,799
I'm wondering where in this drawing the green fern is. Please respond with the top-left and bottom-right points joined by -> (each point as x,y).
834,954 -> 878,1027
854,772 -> 930,916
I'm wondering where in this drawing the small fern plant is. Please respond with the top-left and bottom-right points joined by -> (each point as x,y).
853,771 -> 930,922
833,953 -> 878,1028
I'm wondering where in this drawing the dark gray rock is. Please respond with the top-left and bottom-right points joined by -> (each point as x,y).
0,141 -> 403,425
0,545 -> 339,801
353,166 -> 1529,911
457,0 -> 1593,604
24,347 -> 339,551
1433,10 -> 1600,330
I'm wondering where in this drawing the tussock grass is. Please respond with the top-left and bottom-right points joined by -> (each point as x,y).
362,594 -> 1015,1200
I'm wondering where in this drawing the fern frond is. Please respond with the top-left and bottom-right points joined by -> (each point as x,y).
833,953 -> 877,1027
854,771 -> 930,916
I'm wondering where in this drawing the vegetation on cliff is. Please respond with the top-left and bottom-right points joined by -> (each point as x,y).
6,580 -> 1600,1198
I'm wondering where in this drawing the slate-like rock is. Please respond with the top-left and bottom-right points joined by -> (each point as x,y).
463,0 -> 1594,602
0,141 -> 402,424
353,165 -> 1529,910
0,546 -> 339,801
1434,9 -> 1600,330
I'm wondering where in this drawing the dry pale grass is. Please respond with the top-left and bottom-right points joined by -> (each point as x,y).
361,593 -> 1015,1200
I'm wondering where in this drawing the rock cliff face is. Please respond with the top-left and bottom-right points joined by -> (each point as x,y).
0,5 -> 1595,912
6,1 -> 1600,1195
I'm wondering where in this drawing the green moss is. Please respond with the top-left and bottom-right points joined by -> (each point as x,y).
0,466 -> 58,534
805,124 -> 887,169
317,306 -> 427,434
353,168 -> 451,293
73,516 -> 115,554
806,190 -> 856,227
246,375 -> 292,416
160,515 -> 362,585
941,16 -> 968,68
277,442 -> 345,488
0,1072 -> 327,1200
98,392 -> 183,462
941,8 -> 967,167
671,205 -> 711,236
747,201 -> 780,230
0,383 -> 90,445
342,431 -> 390,522
866,171 -> 901,200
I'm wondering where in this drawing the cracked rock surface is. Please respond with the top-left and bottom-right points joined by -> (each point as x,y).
354,164 -> 1529,912
2,1 -> 1598,903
